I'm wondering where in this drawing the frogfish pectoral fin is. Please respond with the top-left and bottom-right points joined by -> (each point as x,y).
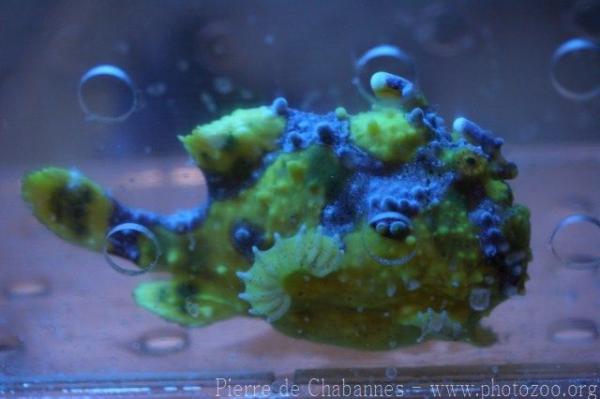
21,167 -> 114,251
21,167 -> 203,273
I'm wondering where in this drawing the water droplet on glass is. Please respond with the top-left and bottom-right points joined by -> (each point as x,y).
469,288 -> 491,311
213,76 -> 234,95
78,64 -> 139,122
549,318 -> 599,343
103,223 -> 162,276
550,38 -> 600,101
4,279 -> 49,298
549,214 -> 600,270
136,328 -> 189,355
354,44 -> 417,102
415,4 -> 475,57
145,82 -> 167,97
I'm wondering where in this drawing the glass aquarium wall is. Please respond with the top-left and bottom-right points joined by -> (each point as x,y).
1,0 -> 599,396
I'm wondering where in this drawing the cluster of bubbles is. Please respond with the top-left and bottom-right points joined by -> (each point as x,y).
103,222 -> 162,276
355,16 -> 597,104
351,6 -> 480,103
547,212 -> 600,345
78,22 -> 597,283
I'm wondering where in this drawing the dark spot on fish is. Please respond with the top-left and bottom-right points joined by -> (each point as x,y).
176,282 -> 199,299
49,185 -> 93,236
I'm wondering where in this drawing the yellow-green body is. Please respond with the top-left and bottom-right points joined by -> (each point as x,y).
21,73 -> 531,350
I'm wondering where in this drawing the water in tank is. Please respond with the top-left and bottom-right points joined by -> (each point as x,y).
1,1 -> 599,398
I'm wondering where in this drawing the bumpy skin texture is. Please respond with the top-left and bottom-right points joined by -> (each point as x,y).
21,72 -> 531,350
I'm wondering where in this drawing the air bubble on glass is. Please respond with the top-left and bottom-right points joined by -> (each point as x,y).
550,38 -> 600,101
548,318 -> 599,344
4,279 -> 49,298
103,223 -> 162,276
135,328 -> 189,355
78,65 -> 140,123
549,214 -> 600,270
353,44 -> 417,103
